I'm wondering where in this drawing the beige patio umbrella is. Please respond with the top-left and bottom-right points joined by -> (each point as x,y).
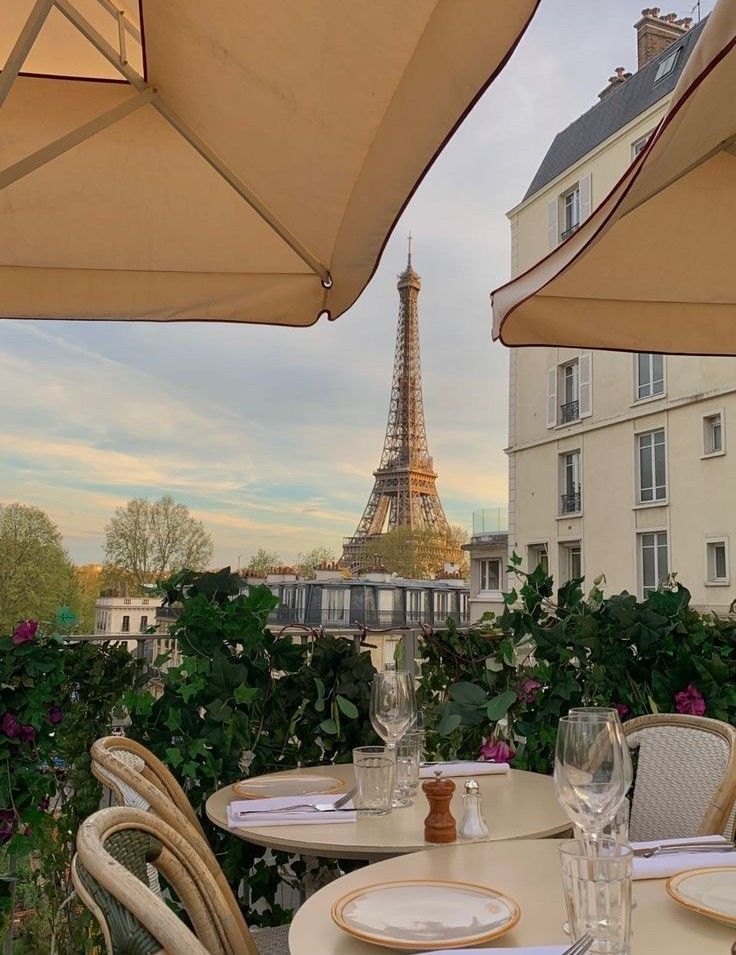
0,0 -> 538,327
492,0 -> 736,356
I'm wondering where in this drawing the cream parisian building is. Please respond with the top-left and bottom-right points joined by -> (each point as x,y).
504,9 -> 736,610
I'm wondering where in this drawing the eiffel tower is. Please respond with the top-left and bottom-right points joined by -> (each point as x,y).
341,240 -> 449,570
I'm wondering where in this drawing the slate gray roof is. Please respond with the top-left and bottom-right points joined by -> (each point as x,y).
523,18 -> 707,201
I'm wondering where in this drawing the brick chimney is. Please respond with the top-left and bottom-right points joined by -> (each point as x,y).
634,9 -> 693,68
598,66 -> 633,100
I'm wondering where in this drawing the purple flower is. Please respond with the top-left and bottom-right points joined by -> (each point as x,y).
38,796 -> 50,812
12,619 -> 38,645
47,705 -> 63,725
480,738 -> 515,763
18,724 -> 37,744
518,678 -> 543,704
675,684 -> 706,716
0,821 -> 12,845
1,713 -> 21,739
0,809 -> 14,821
615,703 -> 630,719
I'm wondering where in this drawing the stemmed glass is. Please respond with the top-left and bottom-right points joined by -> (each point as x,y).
370,664 -> 417,807
554,714 -> 628,852
568,707 -> 634,803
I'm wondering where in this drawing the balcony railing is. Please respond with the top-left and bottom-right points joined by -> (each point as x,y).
560,490 -> 582,514
560,222 -> 580,240
268,609 -> 470,629
559,399 -> 579,423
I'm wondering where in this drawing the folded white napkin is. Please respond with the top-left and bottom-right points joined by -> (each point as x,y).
419,761 -> 510,778
421,947 -> 567,955
632,834 -> 734,880
226,794 -> 356,827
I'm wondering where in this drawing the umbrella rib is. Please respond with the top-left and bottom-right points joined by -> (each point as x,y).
0,0 -> 53,110
49,0 -> 332,287
0,89 -> 155,191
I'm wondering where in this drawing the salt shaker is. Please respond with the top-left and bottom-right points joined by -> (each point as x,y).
458,778 -> 488,839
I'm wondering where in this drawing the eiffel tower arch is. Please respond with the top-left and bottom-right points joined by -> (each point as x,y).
342,242 -> 450,572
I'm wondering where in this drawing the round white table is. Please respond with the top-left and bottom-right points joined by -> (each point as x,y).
206,764 -> 569,861
288,838 -> 735,953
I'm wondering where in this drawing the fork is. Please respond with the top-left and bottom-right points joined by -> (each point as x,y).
234,787 -> 356,815
562,934 -> 593,955
633,840 -> 735,858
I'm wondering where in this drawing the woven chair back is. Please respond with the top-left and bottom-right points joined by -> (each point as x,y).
91,737 -> 258,954
623,714 -> 736,841
73,805 -> 252,954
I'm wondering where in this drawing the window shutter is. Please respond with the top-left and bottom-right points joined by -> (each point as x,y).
547,197 -> 559,249
579,173 -> 592,222
547,367 -> 558,429
579,352 -> 593,418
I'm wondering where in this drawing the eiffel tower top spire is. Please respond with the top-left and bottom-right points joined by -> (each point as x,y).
341,245 -> 449,568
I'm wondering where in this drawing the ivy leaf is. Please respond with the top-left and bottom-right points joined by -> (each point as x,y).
234,684 -> 258,705
486,690 -> 517,721
314,677 -> 326,713
165,747 -> 183,768
336,695 -> 358,719
449,682 -> 487,706
485,657 -> 504,672
319,718 -> 338,735
438,712 -> 463,736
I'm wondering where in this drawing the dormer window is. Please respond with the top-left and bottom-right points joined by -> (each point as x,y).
654,47 -> 681,82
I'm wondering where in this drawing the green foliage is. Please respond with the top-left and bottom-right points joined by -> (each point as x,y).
0,613 -> 142,952
419,559 -> 736,773
126,570 -> 376,923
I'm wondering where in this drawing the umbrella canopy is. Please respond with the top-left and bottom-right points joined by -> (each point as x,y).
492,0 -> 736,356
0,0 -> 537,326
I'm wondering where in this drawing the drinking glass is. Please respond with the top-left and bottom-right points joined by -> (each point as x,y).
352,745 -> 394,815
554,716 -> 627,845
559,838 -> 633,954
370,665 -> 416,807
394,728 -> 423,807
568,707 -> 634,795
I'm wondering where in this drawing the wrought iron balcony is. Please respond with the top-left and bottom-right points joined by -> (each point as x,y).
559,399 -> 579,423
560,222 -> 580,240
560,490 -> 582,514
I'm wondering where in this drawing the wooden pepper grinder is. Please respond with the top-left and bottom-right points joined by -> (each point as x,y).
422,770 -> 456,843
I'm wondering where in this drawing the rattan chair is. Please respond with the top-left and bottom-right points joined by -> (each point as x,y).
623,713 -> 736,841
90,737 -> 288,955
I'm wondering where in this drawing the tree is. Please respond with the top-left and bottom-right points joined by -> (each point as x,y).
245,548 -> 280,577
298,546 -> 338,579
0,502 -> 78,633
370,525 -> 469,579
104,495 -> 213,591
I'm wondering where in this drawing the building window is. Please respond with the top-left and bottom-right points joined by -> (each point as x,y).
559,542 -> 582,583
435,591 -> 449,616
654,47 -> 681,83
639,531 -> 668,596
706,539 -> 729,584
407,590 -> 423,618
560,185 -> 580,239
527,544 -> 549,574
631,130 -> 654,158
479,558 -> 501,593
635,353 -> 665,400
560,450 -> 582,514
326,589 -> 345,618
121,615 -> 130,633
139,616 -> 148,633
637,429 -> 667,503
703,411 -> 724,456
560,361 -> 580,423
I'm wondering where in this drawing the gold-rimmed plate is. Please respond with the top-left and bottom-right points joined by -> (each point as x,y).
331,879 -> 521,951
667,866 -> 736,926
231,774 -> 343,800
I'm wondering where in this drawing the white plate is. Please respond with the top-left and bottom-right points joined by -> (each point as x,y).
231,774 -> 343,799
667,866 -> 736,926
331,879 -> 521,951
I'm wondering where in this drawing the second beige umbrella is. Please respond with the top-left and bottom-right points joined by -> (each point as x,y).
492,0 -> 736,356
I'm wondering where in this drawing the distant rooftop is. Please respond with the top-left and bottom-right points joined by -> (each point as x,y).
523,16 -> 706,201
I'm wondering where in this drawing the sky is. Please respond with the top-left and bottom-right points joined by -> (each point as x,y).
0,0 -> 713,568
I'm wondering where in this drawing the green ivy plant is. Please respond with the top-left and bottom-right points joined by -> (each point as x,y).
420,556 -> 736,773
126,569 -> 375,924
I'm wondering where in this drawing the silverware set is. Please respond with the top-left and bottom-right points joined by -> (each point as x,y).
633,839 -> 735,858
232,788 -> 356,816
562,934 -> 593,955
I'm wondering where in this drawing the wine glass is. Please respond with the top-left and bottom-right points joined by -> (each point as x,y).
554,715 -> 627,852
370,665 -> 417,807
568,707 -> 634,795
